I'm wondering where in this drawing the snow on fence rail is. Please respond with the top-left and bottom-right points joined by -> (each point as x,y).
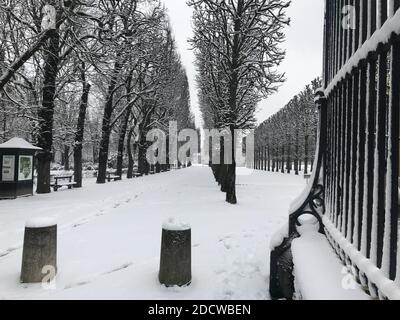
270,0 -> 400,300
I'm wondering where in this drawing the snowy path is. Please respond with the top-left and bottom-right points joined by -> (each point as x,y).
0,166 -> 304,300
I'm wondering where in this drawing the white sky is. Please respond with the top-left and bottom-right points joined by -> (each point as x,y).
162,0 -> 325,127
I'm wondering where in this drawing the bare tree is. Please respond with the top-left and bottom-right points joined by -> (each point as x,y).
190,0 -> 290,204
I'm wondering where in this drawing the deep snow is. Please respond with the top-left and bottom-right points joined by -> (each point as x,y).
0,166 -> 305,300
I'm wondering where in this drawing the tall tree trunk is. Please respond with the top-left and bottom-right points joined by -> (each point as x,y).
63,145 -> 70,171
286,136 -> 291,174
264,146 -> 267,171
304,135 -> 309,174
295,130 -> 299,175
127,127 -> 135,179
116,108 -> 132,178
0,48 -> 6,141
225,0 -> 244,204
138,123 -> 149,175
226,126 -> 237,204
36,30 -> 60,194
281,145 -> 285,174
218,137 -> 227,192
116,73 -> 134,178
97,61 -> 121,184
73,72 -> 90,188
272,147 -> 275,172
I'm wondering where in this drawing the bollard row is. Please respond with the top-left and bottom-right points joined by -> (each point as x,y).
19,216 -> 191,288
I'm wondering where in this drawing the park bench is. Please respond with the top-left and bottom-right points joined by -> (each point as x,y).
269,3 -> 400,300
50,175 -> 76,192
303,173 -> 311,184
106,172 -> 121,182
132,172 -> 143,178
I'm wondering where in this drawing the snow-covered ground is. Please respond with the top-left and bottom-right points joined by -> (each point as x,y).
0,166 -> 305,300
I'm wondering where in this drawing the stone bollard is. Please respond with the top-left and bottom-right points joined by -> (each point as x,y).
159,218 -> 191,287
20,218 -> 57,283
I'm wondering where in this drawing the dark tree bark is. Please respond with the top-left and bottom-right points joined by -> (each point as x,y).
304,135 -> 309,174
218,137 -> 227,192
225,126 -> 237,204
286,136 -> 291,174
116,108 -> 131,178
224,0 -> 245,205
127,127 -> 135,179
116,73 -> 134,178
96,61 -> 121,184
138,122 -> 150,175
264,146 -> 267,171
294,130 -> 299,175
36,30 -> 60,194
63,145 -> 70,171
272,147 -> 275,172
73,69 -> 91,188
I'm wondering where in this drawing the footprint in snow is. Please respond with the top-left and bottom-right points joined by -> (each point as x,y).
64,280 -> 91,290
103,262 -> 133,275
218,235 -> 233,242
223,241 -> 233,250
0,246 -> 19,258
72,219 -> 89,228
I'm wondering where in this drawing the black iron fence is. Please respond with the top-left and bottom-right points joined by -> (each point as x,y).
270,0 -> 400,300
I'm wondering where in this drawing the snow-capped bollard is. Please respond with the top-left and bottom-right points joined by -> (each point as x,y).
159,218 -> 191,287
20,217 -> 57,283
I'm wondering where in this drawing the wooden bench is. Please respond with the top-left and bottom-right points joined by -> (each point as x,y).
50,175 -> 77,192
106,172 -> 121,182
132,172 -> 143,178
304,173 -> 311,184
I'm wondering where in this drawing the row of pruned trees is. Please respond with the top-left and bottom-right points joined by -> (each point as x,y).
190,0 -> 290,204
254,78 -> 321,175
0,0 -> 195,193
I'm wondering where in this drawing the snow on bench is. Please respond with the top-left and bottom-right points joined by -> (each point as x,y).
291,230 -> 371,300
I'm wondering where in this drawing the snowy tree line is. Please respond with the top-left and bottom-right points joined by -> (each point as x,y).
0,0 -> 195,193
254,78 -> 321,175
190,0 -> 290,204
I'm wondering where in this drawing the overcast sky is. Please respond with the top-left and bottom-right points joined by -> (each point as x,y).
162,0 -> 325,127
